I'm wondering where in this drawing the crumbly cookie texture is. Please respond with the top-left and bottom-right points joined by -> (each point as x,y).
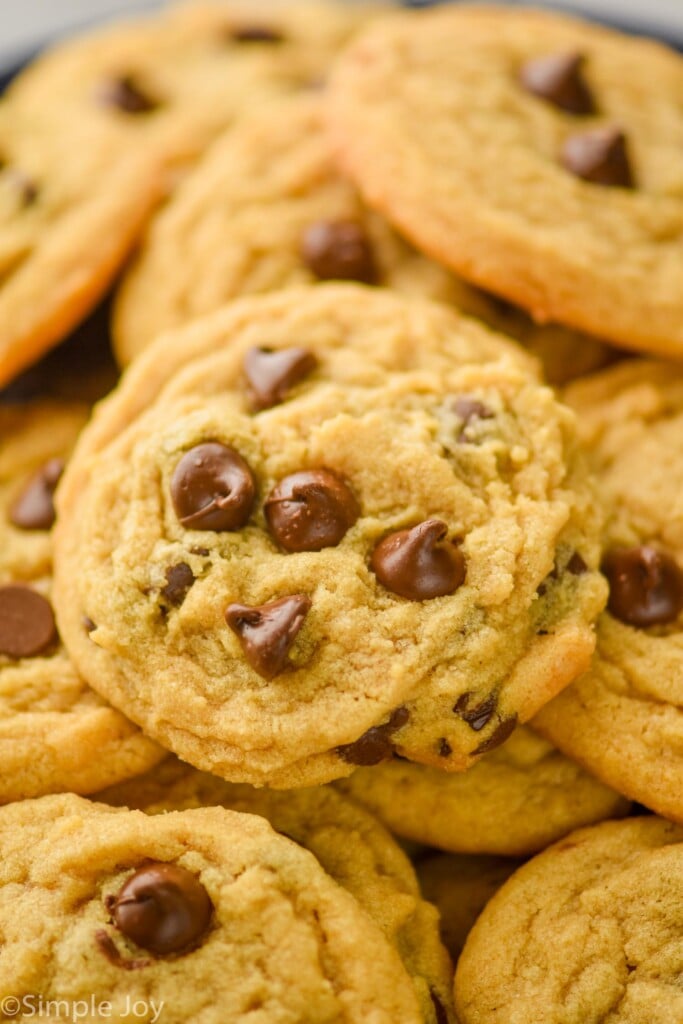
0,403 -> 162,802
336,725 -> 629,856
534,360 -> 683,823
416,853 -> 520,963
0,102 -> 159,387
454,817 -> 683,1023
329,5 -> 683,358
0,793 -> 423,1024
54,285 -> 606,787
113,92 -> 613,383
99,756 -> 455,1024
7,1 -> 379,172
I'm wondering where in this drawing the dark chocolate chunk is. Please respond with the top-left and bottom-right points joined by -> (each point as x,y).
561,126 -> 634,188
160,563 -> 195,606
0,584 -> 56,658
265,469 -> 359,552
371,520 -> 466,601
519,52 -> 595,114
171,442 -> 255,531
566,551 -> 588,575
454,692 -> 497,732
230,25 -> 285,43
471,715 -> 518,756
603,545 -> 683,627
244,346 -> 317,411
438,738 -> 452,758
9,457 -> 64,530
94,930 -> 150,971
98,75 -> 158,114
225,594 -> 311,679
337,707 -> 410,766
108,863 -> 212,956
301,220 -> 377,284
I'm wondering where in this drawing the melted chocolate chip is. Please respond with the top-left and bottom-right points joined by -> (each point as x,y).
98,75 -> 159,114
225,595 -> 311,679
244,346 -> 317,411
109,863 -> 212,956
160,563 -> 195,606
337,707 -> 410,766
438,738 -> 452,758
561,126 -> 634,188
230,25 -> 285,43
371,520 -> 466,601
430,990 -> 450,1024
566,551 -> 588,575
454,692 -> 497,732
9,458 -> 64,530
265,469 -> 359,552
94,930 -> 150,971
0,585 -> 56,658
452,397 -> 494,442
603,545 -> 683,627
301,220 -> 377,284
471,715 -> 518,756
171,442 -> 255,531
519,52 -> 595,114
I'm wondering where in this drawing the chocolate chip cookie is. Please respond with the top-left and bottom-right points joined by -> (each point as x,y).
455,817 -> 683,1023
99,756 -> 455,1024
337,725 -> 629,856
1,793 -> 424,1023
329,6 -> 683,359
113,92 -> 613,384
0,402 -> 163,802
54,285 -> 606,786
534,360 -> 683,823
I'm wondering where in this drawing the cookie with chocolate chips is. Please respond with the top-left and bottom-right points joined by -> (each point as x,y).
0,101 -> 158,386
329,5 -> 683,358
336,725 -> 629,856
0,403 -> 163,803
99,756 -> 455,1024
454,817 -> 683,1023
54,285 -> 606,787
534,360 -> 683,824
0,792 -> 425,1023
113,93 -> 614,384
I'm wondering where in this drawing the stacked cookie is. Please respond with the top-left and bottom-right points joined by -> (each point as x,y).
1,2 -> 683,1021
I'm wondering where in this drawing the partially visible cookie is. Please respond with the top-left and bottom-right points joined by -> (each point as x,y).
534,360 -> 683,823
0,793 -> 424,1023
416,853 -> 519,963
0,402 -> 163,802
100,756 -> 455,1024
336,726 -> 629,856
329,5 -> 683,358
0,102 -> 159,386
454,817 -> 683,1023
54,285 -> 607,786
113,92 -> 614,384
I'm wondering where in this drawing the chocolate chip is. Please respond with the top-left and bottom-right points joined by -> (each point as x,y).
230,25 -> 285,43
452,397 -> 494,442
454,692 -> 497,732
225,594 -> 311,679
171,442 -> 255,531
471,715 -> 518,756
9,458 -> 64,530
301,220 -> 378,284
438,738 -> 452,758
160,563 -> 195,606
430,990 -> 450,1024
566,551 -> 588,575
0,585 -> 56,658
371,520 -> 466,601
561,126 -> 634,188
603,545 -> 683,627
108,863 -> 212,957
264,469 -> 359,552
244,346 -> 317,411
98,75 -> 158,114
337,707 -> 410,766
94,930 -> 150,971
519,52 -> 595,114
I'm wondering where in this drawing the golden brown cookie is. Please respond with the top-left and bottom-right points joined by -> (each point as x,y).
329,6 -> 683,358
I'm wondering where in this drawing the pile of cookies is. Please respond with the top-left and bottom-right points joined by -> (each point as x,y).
1,2 -> 682,1020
